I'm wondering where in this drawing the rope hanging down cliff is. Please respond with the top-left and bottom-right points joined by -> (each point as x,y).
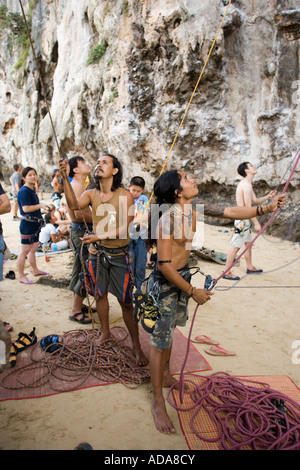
147,0 -> 233,206
17,0 -> 124,235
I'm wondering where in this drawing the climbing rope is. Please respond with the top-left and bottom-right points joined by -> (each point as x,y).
167,373 -> 300,450
169,148 -> 300,445
82,0 -> 124,155
1,327 -> 150,393
215,255 -> 300,292
213,148 -> 300,285
147,0 -> 233,207
258,147 -> 300,244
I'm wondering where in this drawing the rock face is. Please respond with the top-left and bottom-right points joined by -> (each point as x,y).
0,0 -> 299,239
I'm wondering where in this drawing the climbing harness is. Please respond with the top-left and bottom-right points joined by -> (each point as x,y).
15,0 -> 300,449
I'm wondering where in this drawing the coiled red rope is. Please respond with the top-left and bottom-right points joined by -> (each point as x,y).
167,149 -> 300,449
167,372 -> 300,450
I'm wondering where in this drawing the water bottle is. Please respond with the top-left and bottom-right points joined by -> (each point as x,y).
52,243 -> 58,251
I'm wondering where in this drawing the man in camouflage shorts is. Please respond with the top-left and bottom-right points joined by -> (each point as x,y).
150,266 -> 191,350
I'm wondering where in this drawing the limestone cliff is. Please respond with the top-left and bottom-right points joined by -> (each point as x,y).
0,0 -> 299,238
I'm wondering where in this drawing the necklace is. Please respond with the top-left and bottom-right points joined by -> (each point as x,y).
172,204 -> 192,218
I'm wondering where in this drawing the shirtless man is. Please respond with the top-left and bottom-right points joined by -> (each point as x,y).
223,162 -> 277,280
146,169 -> 286,434
51,169 -> 64,209
59,154 -> 147,366
66,156 -> 93,324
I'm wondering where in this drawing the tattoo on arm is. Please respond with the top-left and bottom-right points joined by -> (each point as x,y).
161,211 -> 175,237
193,198 -> 225,217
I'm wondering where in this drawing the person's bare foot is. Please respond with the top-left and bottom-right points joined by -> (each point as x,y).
133,345 -> 148,366
99,331 -> 111,343
163,370 -> 190,392
152,396 -> 176,434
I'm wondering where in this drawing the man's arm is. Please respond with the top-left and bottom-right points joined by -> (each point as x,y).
0,192 -> 11,215
193,194 -> 286,220
59,159 -> 91,211
252,189 -> 277,205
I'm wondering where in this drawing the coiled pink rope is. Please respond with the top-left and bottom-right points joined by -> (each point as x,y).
168,149 -> 300,449
167,372 -> 300,450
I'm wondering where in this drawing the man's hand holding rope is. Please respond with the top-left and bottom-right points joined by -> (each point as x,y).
263,193 -> 287,212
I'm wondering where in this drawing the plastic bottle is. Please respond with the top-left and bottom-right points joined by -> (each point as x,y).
52,243 -> 58,251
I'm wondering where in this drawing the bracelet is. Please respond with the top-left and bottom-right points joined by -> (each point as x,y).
256,205 -> 268,216
256,206 -> 263,216
186,285 -> 194,298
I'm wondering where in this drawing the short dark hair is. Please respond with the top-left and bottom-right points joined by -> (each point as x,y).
13,164 -> 20,171
237,162 -> 250,178
45,211 -> 54,224
130,176 -> 145,189
68,156 -> 85,178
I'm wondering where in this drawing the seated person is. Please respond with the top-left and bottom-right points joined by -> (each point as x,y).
39,210 -> 69,251
53,202 -> 71,235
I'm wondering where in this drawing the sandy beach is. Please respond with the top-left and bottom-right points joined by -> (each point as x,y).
0,191 -> 299,451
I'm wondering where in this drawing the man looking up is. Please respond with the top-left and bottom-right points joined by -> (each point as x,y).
60,154 -> 148,366
66,156 -> 93,324
223,162 -> 277,280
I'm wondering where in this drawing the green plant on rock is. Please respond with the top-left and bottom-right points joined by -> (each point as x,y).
87,43 -> 107,65
0,4 -> 35,70
108,89 -> 119,103
122,1 -> 129,15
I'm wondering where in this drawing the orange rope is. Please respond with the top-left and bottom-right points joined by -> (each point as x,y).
147,0 -> 233,206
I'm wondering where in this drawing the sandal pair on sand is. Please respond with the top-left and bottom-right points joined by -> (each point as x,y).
192,334 -> 236,356
9,327 -> 37,367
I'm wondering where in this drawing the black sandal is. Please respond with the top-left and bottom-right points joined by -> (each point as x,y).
69,312 -> 92,324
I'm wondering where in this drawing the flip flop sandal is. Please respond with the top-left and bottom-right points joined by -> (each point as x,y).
9,327 -> 37,367
69,312 -> 92,324
191,335 -> 219,345
205,345 -> 236,356
223,272 -> 240,281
